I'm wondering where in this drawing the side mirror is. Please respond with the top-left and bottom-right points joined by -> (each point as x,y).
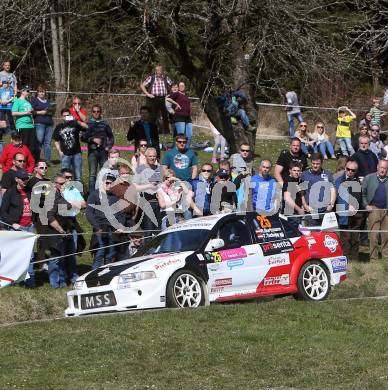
204,238 -> 225,252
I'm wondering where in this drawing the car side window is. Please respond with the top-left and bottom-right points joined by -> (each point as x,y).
248,214 -> 287,243
216,219 -> 253,249
280,219 -> 302,239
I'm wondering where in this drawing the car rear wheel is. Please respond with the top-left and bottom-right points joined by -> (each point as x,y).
166,270 -> 205,308
296,260 -> 330,301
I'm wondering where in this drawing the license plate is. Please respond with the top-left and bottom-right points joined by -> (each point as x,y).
80,291 -> 116,310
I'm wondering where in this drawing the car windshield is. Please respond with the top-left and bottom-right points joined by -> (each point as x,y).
134,229 -> 210,256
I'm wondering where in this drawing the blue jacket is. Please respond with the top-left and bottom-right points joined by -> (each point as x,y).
334,173 -> 362,225
191,176 -> 213,215
251,174 -> 278,212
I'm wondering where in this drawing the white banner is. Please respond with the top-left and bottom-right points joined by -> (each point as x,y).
0,231 -> 37,288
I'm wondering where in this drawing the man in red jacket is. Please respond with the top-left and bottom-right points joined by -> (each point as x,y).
0,131 -> 35,173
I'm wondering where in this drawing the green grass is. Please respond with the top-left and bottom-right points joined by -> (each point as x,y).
2,133 -> 387,388
1,299 -> 388,389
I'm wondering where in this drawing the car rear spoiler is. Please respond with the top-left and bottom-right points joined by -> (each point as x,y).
281,212 -> 338,233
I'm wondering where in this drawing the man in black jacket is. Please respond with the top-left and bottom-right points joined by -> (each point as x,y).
0,169 -> 36,287
86,173 -> 126,269
84,104 -> 114,189
127,106 -> 160,157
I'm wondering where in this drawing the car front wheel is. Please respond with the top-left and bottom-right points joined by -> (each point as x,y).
296,260 -> 331,301
166,270 -> 205,308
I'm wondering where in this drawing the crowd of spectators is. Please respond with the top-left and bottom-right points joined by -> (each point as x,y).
0,61 -> 388,289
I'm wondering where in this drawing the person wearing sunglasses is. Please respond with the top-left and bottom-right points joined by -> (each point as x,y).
334,160 -> 363,261
368,124 -> 387,160
83,104 -> 114,190
69,96 -> 87,125
162,135 -> 198,181
229,142 -> 253,210
191,163 -> 214,216
11,85 -> 37,159
131,139 -> 148,170
0,152 -> 28,195
53,108 -> 87,182
127,106 -> 160,158
0,131 -> 35,174
86,173 -> 127,270
312,122 -> 336,160
0,169 -> 36,288
294,122 -> 316,157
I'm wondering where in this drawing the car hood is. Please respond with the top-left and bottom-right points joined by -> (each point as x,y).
81,251 -> 193,288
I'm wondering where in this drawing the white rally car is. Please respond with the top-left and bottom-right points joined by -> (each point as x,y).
65,212 -> 347,317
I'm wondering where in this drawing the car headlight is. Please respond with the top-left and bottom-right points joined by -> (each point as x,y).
73,280 -> 85,290
117,271 -> 156,289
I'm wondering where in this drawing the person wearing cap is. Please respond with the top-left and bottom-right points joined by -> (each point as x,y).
0,169 -> 36,288
0,131 -> 35,174
250,159 -> 280,214
0,78 -> 15,134
86,173 -> 127,269
12,85 -> 37,159
0,152 -> 28,195
210,168 -> 237,213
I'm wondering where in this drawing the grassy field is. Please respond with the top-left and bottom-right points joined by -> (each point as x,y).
1,298 -> 388,389
1,131 -> 387,388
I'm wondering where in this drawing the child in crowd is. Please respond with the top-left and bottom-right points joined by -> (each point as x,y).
0,79 -> 15,134
336,106 -> 356,156
313,122 -> 335,159
370,98 -> 386,126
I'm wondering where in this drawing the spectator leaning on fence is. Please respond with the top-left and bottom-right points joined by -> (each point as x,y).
301,152 -> 336,226
0,169 -> 35,288
361,159 -> 388,260
86,173 -> 127,270
334,159 -> 363,261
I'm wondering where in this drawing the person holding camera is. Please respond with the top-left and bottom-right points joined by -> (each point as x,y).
53,108 -> 87,182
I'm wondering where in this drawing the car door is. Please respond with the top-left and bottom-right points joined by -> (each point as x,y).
246,214 -> 294,291
205,217 -> 261,298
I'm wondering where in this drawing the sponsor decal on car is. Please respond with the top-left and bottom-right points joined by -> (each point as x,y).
209,248 -> 247,263
227,259 -> 245,270
324,235 -> 338,253
306,237 -> 317,247
257,229 -> 285,240
266,254 -> 290,267
331,257 -> 347,273
260,240 -> 293,255
210,286 -> 225,293
263,274 -> 290,286
213,278 -> 232,287
154,258 -> 181,270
